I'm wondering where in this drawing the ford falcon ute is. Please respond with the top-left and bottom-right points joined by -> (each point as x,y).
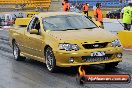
9,12 -> 123,72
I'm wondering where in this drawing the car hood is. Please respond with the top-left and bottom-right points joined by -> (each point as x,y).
47,28 -> 117,43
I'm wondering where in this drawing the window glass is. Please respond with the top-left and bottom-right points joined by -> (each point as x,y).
34,18 -> 40,31
27,17 -> 36,31
42,15 -> 97,31
27,17 -> 41,34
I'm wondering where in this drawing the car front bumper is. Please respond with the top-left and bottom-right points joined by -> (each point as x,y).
54,47 -> 123,67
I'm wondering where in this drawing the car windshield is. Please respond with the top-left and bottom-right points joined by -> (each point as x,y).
70,7 -> 81,13
42,15 -> 97,31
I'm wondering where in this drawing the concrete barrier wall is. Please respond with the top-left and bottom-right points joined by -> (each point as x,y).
117,31 -> 132,49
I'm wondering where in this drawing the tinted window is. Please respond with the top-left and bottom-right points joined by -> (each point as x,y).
27,17 -> 41,34
27,17 -> 36,31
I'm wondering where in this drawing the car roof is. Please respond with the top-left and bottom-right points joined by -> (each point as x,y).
38,12 -> 82,18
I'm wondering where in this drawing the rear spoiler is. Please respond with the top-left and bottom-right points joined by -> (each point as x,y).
15,18 -> 31,27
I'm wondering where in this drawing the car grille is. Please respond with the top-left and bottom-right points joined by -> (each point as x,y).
82,42 -> 108,49
82,54 -> 112,62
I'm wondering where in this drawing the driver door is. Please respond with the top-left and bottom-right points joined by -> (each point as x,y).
25,17 -> 45,59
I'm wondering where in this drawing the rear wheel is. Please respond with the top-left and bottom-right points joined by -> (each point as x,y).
12,41 -> 25,61
45,47 -> 57,72
105,62 -> 119,69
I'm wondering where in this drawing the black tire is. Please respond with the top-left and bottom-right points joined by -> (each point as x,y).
45,47 -> 57,72
105,62 -> 119,69
12,41 -> 25,61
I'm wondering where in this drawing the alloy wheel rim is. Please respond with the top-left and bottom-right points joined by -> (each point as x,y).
46,49 -> 54,71
13,44 -> 18,59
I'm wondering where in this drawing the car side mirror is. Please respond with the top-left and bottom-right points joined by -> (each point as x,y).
29,29 -> 38,34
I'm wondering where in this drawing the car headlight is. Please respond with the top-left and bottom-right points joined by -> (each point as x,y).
111,39 -> 121,47
59,44 -> 80,51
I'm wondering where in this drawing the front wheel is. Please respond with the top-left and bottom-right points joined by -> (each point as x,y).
45,47 -> 57,72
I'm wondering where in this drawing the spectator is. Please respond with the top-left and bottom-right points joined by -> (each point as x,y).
121,1 -> 132,31
83,3 -> 89,17
40,4 -> 43,12
94,3 -> 104,29
35,7 -> 39,12
62,0 -> 70,11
